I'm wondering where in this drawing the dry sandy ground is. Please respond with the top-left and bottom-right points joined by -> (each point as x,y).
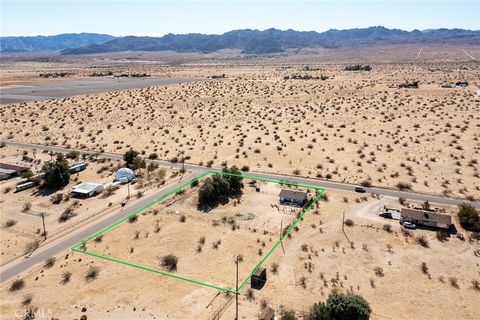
1,60 -> 479,200
0,178 -> 478,320
0,145 -> 180,265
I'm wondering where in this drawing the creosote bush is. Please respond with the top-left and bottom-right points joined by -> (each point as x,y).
161,254 -> 178,272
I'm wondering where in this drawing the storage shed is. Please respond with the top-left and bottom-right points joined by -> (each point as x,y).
251,267 -> 267,290
71,182 -> 104,198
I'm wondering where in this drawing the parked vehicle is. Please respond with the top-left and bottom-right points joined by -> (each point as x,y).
402,221 -> 416,229
15,181 -> 35,192
354,186 -> 366,193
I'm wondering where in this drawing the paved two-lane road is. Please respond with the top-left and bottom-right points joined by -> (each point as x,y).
2,140 -> 479,208
0,172 -> 201,284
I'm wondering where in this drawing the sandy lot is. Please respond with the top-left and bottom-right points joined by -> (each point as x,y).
0,184 -> 478,320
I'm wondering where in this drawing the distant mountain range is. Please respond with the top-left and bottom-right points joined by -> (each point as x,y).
0,33 -> 116,52
1,27 -> 479,54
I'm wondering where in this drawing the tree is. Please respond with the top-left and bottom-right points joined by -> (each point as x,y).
123,149 -> 139,168
306,293 -> 371,320
197,168 -> 244,206
199,178 -> 215,204
222,165 -> 244,191
42,154 -> 70,188
458,204 -> 480,232
306,302 -> 328,320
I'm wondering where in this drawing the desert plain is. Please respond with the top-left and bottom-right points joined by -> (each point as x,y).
0,45 -> 479,319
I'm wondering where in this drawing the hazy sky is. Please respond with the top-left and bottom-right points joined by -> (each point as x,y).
1,0 -> 479,36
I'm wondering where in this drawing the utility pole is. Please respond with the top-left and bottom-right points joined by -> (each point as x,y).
127,182 -> 130,199
235,255 -> 239,320
40,212 -> 47,240
342,211 -> 345,232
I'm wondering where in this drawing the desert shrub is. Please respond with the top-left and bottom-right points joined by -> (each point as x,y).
416,235 -> 429,248
246,288 -> 255,301
457,204 -> 480,232
161,254 -> 178,272
360,180 -> 372,187
42,154 -> 71,188
396,182 -> 412,190
22,202 -> 32,212
23,307 -> 38,320
44,257 -> 55,269
436,230 -> 449,242
58,207 -> 77,223
280,309 -> 297,320
22,294 -> 33,305
472,279 -> 480,291
271,262 -> 279,274
179,215 -> 186,223
344,219 -> 355,227
85,266 -> 100,281
66,150 -> 80,159
449,277 -> 459,288
9,279 -> 25,292
401,227 -> 413,237
94,234 -> 103,243
421,262 -> 429,275
306,292 -> 371,320
61,271 -> 72,285
128,215 -> 138,223
374,266 -> 384,277
4,219 -> 17,228
383,224 -> 392,233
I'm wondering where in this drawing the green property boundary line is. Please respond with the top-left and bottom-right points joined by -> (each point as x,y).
71,170 -> 326,294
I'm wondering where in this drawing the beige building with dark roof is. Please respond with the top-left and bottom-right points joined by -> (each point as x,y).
400,208 -> 452,230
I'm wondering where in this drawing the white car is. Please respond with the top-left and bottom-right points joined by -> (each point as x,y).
402,221 -> 416,229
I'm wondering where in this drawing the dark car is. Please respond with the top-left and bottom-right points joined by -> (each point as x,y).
355,186 -> 367,193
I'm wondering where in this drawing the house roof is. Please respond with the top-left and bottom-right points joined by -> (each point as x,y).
401,208 -> 452,225
279,189 -> 308,201
0,162 -> 29,172
72,182 -> 102,194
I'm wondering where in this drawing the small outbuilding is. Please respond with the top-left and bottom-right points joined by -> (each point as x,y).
0,163 -> 29,180
279,189 -> 308,206
115,167 -> 135,184
71,182 -> 104,198
251,267 -> 267,290
400,208 -> 452,230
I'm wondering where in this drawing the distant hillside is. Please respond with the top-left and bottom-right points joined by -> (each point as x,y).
0,33 -> 116,52
60,27 -> 480,55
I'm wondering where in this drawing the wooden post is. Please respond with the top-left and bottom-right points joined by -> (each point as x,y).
342,211 -> 345,232
235,255 -> 239,320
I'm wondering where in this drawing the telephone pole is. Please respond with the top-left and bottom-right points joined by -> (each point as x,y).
40,212 -> 47,240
